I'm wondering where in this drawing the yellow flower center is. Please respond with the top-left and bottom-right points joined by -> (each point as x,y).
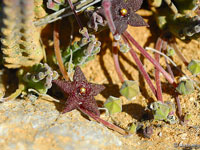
120,8 -> 128,16
79,87 -> 86,94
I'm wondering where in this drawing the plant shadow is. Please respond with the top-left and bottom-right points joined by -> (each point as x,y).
122,103 -> 152,121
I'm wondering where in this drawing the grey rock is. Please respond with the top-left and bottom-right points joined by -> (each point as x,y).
0,99 -> 122,150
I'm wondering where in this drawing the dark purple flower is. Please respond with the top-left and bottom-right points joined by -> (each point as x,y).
53,66 -> 105,116
108,0 -> 148,34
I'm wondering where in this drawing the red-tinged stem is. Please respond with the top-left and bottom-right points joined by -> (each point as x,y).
155,37 -> 163,102
67,0 -> 83,29
170,43 -> 188,66
102,0 -> 116,34
78,106 -> 129,135
112,41 -> 125,83
122,35 -> 157,98
54,22 -> 69,81
67,0 -> 89,39
165,57 -> 182,119
123,31 -> 176,87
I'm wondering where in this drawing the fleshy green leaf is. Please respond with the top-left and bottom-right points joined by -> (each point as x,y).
21,63 -> 59,94
184,113 -> 191,122
119,43 -> 130,53
129,123 -> 137,134
167,48 -> 175,56
176,79 -> 194,95
104,96 -> 122,115
150,102 -> 170,121
120,80 -> 140,100
187,60 -> 200,75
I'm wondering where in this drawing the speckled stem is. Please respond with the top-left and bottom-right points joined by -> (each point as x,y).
102,0 -> 116,34
165,57 -> 182,120
123,31 -> 176,87
155,38 -> 163,102
78,106 -> 130,135
67,0 -> 83,29
122,35 -> 157,98
112,41 -> 125,83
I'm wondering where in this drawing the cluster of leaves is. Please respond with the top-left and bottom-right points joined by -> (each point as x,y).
20,63 -> 59,94
148,0 -> 200,41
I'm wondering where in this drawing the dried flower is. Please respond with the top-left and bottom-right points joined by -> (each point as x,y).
53,66 -> 105,116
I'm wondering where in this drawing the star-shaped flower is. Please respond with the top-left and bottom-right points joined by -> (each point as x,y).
109,0 -> 148,34
52,66 -> 105,116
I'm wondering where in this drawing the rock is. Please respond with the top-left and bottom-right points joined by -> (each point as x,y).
0,99 -> 122,150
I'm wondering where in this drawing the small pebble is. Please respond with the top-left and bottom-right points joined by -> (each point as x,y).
179,133 -> 187,140
158,132 -> 162,137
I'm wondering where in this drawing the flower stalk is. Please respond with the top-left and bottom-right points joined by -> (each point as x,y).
78,106 -> 129,135
154,37 -> 163,102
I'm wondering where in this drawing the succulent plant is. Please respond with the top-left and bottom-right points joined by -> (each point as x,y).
120,80 -> 140,100
0,0 -> 43,68
58,28 -> 101,73
104,96 -> 122,115
176,79 -> 194,95
129,123 -> 137,134
21,63 -> 59,94
47,0 -> 66,11
187,59 -> 200,76
150,0 -> 200,41
34,0 -> 47,19
150,101 -> 176,123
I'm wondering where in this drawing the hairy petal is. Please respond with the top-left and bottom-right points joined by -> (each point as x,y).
89,83 -> 105,96
53,80 -> 71,94
62,96 -> 78,114
129,0 -> 144,11
114,19 -> 128,34
128,12 -> 149,27
80,96 -> 100,116
73,66 -> 87,82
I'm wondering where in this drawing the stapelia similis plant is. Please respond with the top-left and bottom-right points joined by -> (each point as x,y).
100,1 -> 175,97
99,0 -> 195,123
53,66 -> 129,135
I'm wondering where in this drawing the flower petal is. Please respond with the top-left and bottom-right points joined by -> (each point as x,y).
114,19 -> 128,34
89,83 -> 105,96
53,80 -> 71,94
62,96 -> 78,114
128,12 -> 149,27
73,66 -> 87,82
128,0 -> 144,11
81,96 -> 100,116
